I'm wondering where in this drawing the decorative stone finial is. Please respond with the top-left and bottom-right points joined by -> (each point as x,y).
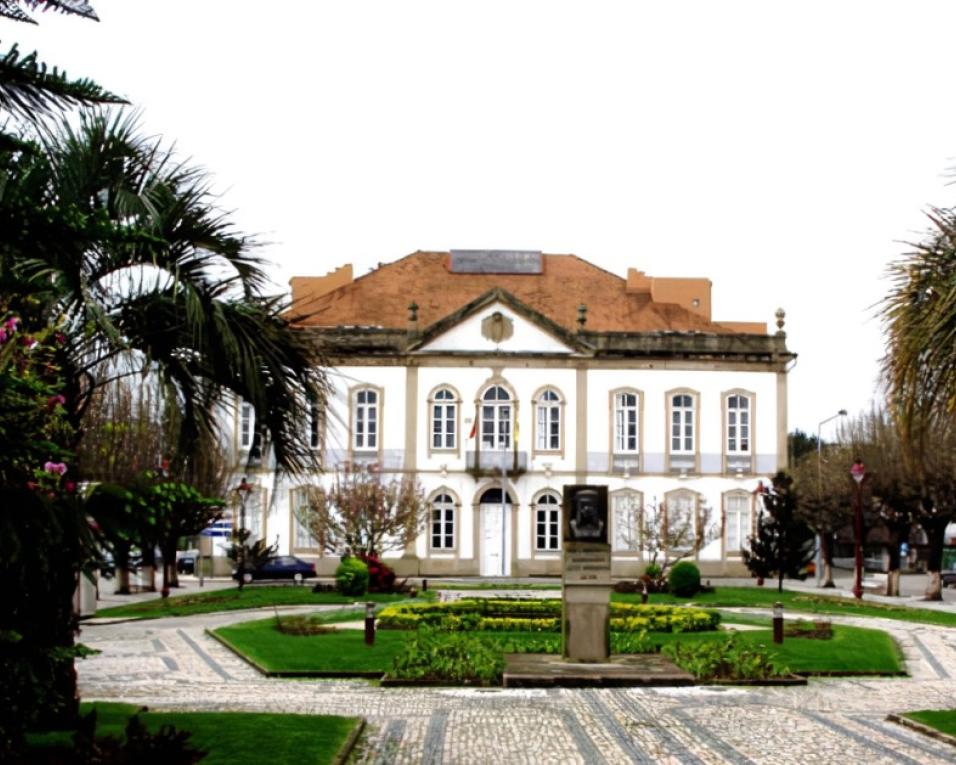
408,301 -> 419,323
775,308 -> 786,336
577,304 -> 588,330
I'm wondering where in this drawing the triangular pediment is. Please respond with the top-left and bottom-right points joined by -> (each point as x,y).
411,289 -> 592,355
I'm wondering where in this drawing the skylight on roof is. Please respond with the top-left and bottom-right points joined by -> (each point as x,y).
449,250 -> 542,274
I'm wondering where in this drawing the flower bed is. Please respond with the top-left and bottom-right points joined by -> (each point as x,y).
376,598 -> 719,633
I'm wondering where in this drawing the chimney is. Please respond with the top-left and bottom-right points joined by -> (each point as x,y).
289,265 -> 353,308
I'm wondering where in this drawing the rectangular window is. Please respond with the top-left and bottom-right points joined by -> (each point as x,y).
293,507 -> 317,549
309,405 -> 323,451
240,403 -> 253,449
670,394 -> 695,454
725,494 -> 751,553
431,495 -> 455,549
614,392 -> 639,453
666,493 -> 697,552
353,389 -> 378,450
535,498 -> 561,551
612,492 -> 642,552
727,394 -> 750,454
432,403 -> 456,449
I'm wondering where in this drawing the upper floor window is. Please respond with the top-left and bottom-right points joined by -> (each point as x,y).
352,388 -> 378,451
611,490 -> 642,552
432,388 -> 457,450
724,491 -> 751,553
239,402 -> 264,461
726,394 -> 751,454
431,492 -> 456,550
535,388 -> 562,451
613,391 -> 639,454
481,385 -> 512,450
535,491 -> 561,551
670,393 -> 696,454
308,404 -> 323,451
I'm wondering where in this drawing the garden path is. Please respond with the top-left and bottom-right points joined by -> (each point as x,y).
77,608 -> 956,764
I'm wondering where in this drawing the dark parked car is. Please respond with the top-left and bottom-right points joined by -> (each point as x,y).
176,555 -> 196,575
943,568 -> 956,588
232,555 -> 316,584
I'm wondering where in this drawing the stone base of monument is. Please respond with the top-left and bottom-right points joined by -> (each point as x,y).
502,653 -> 694,688
562,581 -> 612,661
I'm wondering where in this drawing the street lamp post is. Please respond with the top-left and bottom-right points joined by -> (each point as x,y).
851,459 -> 866,600
236,477 -> 253,591
815,410 -> 847,587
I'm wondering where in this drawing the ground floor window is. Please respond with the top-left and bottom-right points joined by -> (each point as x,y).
535,492 -> 561,551
431,493 -> 455,550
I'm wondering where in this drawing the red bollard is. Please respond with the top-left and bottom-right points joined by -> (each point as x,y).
364,601 -> 376,646
773,601 -> 784,644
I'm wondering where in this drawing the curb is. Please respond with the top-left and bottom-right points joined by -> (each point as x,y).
886,714 -> 956,748
331,718 -> 367,765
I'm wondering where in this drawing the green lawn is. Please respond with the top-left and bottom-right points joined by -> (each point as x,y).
613,586 -> 956,627
214,619 -> 410,673
96,585 -> 413,620
649,624 -> 904,675
214,616 -> 902,677
904,710 -> 956,737
28,702 -> 359,765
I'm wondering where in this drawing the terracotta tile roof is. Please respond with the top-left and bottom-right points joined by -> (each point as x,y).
292,251 -> 750,334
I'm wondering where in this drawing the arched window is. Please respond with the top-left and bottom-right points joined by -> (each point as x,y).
726,394 -> 751,454
352,388 -> 379,450
432,388 -> 457,450
670,393 -> 695,454
535,492 -> 561,551
611,490 -> 643,552
535,388 -> 562,451
431,492 -> 456,550
614,391 -> 639,454
481,385 -> 512,449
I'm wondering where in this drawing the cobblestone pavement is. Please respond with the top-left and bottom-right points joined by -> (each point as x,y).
77,609 -> 956,764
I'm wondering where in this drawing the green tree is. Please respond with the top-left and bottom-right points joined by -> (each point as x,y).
742,472 -> 815,593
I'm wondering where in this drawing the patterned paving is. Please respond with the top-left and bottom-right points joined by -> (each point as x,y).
77,609 -> 956,764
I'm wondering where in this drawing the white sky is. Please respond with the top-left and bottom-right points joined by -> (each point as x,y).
10,0 -> 956,437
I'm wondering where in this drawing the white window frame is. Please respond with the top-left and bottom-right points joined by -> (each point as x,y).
534,491 -> 561,552
611,490 -> 643,553
726,394 -> 751,454
670,393 -> 696,454
430,492 -> 456,550
240,402 -> 254,450
431,388 -> 458,451
480,385 -> 512,450
535,388 -> 562,452
613,391 -> 639,454
291,489 -> 320,552
352,387 -> 379,451
664,489 -> 698,555
724,491 -> 751,554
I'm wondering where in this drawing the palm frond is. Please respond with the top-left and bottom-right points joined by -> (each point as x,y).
1,1 -> 98,23
0,42 -> 125,122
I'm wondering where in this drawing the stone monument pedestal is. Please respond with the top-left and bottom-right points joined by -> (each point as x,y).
562,540 -> 612,661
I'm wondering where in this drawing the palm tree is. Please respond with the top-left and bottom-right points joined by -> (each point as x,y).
1,1 -> 125,128
2,109 -> 328,473
0,110 -> 328,735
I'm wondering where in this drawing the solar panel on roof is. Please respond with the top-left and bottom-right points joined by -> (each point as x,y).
449,250 -> 542,274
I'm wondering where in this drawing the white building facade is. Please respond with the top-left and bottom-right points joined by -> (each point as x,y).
231,251 -> 795,578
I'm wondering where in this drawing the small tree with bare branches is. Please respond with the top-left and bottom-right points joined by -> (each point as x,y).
300,468 -> 428,557
640,496 -> 715,580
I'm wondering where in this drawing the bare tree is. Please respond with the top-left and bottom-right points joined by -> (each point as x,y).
640,496 -> 715,577
300,467 -> 428,557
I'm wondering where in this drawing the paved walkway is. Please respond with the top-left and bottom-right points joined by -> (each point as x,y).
77,606 -> 956,764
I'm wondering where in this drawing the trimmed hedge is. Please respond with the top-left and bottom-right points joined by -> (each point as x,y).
376,598 -> 719,633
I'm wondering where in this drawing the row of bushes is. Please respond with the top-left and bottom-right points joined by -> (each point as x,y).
376,599 -> 720,633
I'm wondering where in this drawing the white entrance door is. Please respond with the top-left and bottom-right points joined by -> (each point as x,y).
480,503 -> 507,576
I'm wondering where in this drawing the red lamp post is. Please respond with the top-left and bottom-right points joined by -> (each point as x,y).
851,459 -> 866,600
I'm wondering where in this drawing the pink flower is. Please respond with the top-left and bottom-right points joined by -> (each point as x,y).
64,481 -> 77,493
0,329 -> 6,344
5,317 -> 19,332
43,461 -> 67,476
26,481 -> 38,491
46,394 -> 66,410
54,332 -> 66,345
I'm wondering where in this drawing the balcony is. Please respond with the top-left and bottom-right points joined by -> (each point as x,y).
466,450 -> 528,478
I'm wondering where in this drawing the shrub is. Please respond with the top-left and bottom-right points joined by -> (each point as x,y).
643,563 -> 663,579
667,561 -> 701,597
663,636 -> 790,680
358,552 -> 403,593
335,557 -> 369,596
389,628 -> 504,684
